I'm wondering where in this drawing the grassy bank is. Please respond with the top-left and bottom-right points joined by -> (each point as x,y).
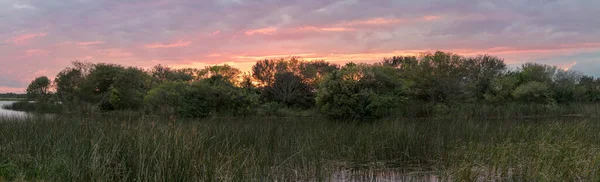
1,114 -> 600,181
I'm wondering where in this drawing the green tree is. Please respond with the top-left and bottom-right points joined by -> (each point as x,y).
145,77 -> 259,117
399,52 -> 467,103
179,83 -> 214,118
55,67 -> 84,104
150,64 -> 196,83
298,60 -> 339,88
251,57 -> 304,87
316,63 -> 409,120
512,81 -> 554,104
144,82 -> 188,116
144,81 -> 214,118
26,76 -> 51,102
109,67 -> 152,110
200,75 -> 258,115
264,72 -> 314,108
78,64 -> 126,110
520,63 -> 558,84
200,64 -> 242,85
252,59 -> 279,87
462,55 -> 507,101
578,76 -> 600,102
552,70 -> 582,103
53,62 -> 94,111
484,72 -> 520,103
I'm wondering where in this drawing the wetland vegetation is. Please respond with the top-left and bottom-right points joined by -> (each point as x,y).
2,51 -> 600,181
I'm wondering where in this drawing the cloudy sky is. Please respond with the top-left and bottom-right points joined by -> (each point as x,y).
1,0 -> 599,92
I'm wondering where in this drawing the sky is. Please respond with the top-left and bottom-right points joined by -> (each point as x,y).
1,0 -> 599,93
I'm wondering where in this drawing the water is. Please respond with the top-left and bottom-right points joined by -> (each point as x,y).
0,101 -> 28,118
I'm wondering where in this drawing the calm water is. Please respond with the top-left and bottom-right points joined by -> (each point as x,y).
0,101 -> 28,118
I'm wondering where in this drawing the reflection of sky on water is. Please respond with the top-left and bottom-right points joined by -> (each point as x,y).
0,101 -> 28,118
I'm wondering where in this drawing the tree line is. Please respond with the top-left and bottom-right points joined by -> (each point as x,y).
23,51 -> 600,119
0,93 -> 26,99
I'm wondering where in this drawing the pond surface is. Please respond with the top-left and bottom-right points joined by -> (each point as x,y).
0,101 -> 28,118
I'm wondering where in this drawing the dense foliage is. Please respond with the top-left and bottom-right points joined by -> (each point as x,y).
25,76 -> 51,103
316,63 -> 409,119
16,51 -> 600,119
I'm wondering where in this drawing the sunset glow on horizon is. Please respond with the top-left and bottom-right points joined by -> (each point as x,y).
1,0 -> 599,93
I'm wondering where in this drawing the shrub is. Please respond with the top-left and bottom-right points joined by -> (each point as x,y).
263,72 -> 314,108
144,78 -> 259,118
512,81 -> 555,104
316,63 -> 408,120
144,82 -> 188,116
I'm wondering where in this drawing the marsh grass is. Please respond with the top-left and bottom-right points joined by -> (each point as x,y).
2,114 -> 600,181
396,103 -> 600,119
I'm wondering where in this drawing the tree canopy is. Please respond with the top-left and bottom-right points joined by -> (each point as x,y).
28,51 -> 600,120
26,76 -> 51,102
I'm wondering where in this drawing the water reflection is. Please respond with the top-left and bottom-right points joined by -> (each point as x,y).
0,101 -> 28,118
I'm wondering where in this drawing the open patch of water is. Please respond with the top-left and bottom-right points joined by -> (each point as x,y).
0,101 -> 28,118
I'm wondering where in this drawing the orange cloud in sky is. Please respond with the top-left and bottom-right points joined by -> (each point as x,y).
321,27 -> 354,32
221,44 -> 600,70
164,47 -> 573,72
245,27 -> 278,35
234,53 -> 317,60
145,41 -> 192,48
5,33 -> 47,45
423,15 -> 442,21
557,61 -> 577,71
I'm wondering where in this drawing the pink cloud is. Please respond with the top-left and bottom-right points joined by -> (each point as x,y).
211,30 -> 221,36
335,18 -> 405,27
33,69 -> 49,76
293,26 -> 355,32
457,42 -> 600,56
5,33 -> 47,45
0,86 -> 25,93
77,41 -> 105,46
245,27 -> 278,35
423,15 -> 442,21
97,49 -> 133,57
330,16 -> 441,28
144,41 -> 192,48
243,16 -> 437,38
24,49 -> 49,57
